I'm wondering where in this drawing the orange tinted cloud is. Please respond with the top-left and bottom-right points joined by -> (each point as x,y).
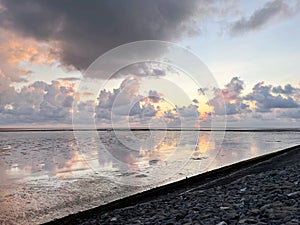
1,36 -> 58,66
0,28 -> 59,86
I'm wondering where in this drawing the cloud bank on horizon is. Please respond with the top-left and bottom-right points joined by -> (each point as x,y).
2,75 -> 300,128
0,0 -> 300,127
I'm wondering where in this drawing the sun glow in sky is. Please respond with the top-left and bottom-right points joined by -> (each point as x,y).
1,0 -> 300,128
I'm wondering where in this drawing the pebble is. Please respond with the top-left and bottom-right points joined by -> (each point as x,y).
220,206 -> 230,210
74,161 -> 300,225
287,191 -> 300,197
110,217 -> 117,221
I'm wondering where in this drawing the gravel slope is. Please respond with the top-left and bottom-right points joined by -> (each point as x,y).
78,163 -> 300,224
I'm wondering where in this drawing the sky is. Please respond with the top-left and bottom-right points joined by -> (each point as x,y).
1,0 -> 300,128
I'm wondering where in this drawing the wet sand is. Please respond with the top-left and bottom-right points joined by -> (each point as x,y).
2,130 -> 299,224
44,145 -> 300,225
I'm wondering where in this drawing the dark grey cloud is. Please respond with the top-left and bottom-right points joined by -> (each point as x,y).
148,90 -> 163,103
245,82 -> 299,112
231,0 -> 300,35
115,62 -> 178,79
223,77 -> 244,99
0,0 -> 220,71
198,88 -> 208,96
192,99 -> 199,104
272,84 -> 299,94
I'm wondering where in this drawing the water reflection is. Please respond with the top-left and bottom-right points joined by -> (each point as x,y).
0,132 -> 84,183
1,130 -> 299,225
0,131 -> 299,185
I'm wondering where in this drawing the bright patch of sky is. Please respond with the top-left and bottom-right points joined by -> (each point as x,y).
180,0 -> 300,92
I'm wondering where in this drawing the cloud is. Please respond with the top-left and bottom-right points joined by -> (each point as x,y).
245,81 -> 299,112
164,110 -> 176,119
161,104 -> 199,127
94,75 -> 204,127
272,84 -> 299,94
198,88 -> 208,96
209,77 -> 250,115
0,27 -> 59,95
0,80 -> 76,124
0,0 -> 224,71
140,104 -> 157,117
231,0 -> 300,35
175,104 -> 199,118
58,77 -> 81,81
2,75 -> 300,126
95,76 -> 143,122
147,90 -> 163,103
95,76 -> 166,125
96,76 -> 141,113
204,79 -> 300,126
114,62 -> 179,79
223,76 -> 244,99
208,79 -> 300,124
192,99 -> 199,104
0,75 -> 18,105
280,109 -> 300,119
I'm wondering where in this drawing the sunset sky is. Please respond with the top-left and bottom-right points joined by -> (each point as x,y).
1,0 -> 300,128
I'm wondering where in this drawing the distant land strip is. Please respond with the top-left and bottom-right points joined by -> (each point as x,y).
1,128 -> 300,132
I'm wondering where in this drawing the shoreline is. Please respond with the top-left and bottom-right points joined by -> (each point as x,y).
43,145 -> 300,225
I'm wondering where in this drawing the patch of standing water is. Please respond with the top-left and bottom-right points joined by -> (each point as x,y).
0,130 -> 299,224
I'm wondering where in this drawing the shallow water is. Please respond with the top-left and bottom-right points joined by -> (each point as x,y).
0,130 -> 299,224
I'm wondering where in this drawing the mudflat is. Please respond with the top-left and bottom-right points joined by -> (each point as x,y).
44,145 -> 300,225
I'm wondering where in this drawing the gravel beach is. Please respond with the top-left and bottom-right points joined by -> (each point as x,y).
45,146 -> 300,225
